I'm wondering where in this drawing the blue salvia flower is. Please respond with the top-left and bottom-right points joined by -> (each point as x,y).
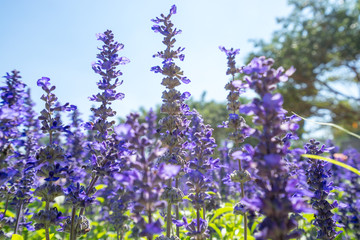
0,71 -> 39,236
114,112 -> 180,240
151,4 -> 191,238
327,145 -> 359,239
341,148 -> 360,239
0,70 -> 26,179
173,110 -> 219,239
151,4 -> 191,169
237,57 -> 309,240
304,139 -> 341,239
173,217 -> 209,240
219,46 -> 253,239
324,140 -> 358,239
31,77 -> 75,239
12,89 -> 40,234
61,182 -> 94,238
73,30 -> 129,240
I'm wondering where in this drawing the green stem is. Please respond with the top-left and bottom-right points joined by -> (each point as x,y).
148,208 -> 153,240
238,159 -> 247,240
14,201 -> 24,234
196,207 -> 200,233
203,205 -> 206,220
175,177 -> 180,237
3,195 -> 9,216
75,175 -> 99,236
45,201 -> 50,240
241,182 -> 247,240
69,206 -> 77,240
166,201 -> 172,237
166,179 -> 172,237
49,130 -> 53,145
79,175 -> 99,216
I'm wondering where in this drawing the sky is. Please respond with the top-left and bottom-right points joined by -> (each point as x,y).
0,0 -> 293,121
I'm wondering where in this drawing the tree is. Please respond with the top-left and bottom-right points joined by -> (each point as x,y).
247,0 -> 360,144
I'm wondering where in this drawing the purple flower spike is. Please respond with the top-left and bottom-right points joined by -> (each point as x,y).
239,56 -> 309,239
37,77 -> 51,88
170,5 -> 177,14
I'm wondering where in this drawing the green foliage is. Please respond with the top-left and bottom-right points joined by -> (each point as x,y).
11,234 -> 23,240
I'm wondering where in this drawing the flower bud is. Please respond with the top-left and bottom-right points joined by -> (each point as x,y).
233,201 -> 248,216
62,215 -> 91,237
161,187 -> 184,205
230,169 -> 251,183
34,183 -> 63,202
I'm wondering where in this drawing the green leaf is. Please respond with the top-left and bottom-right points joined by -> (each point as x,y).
35,229 -> 45,238
206,191 -> 216,195
11,234 -> 23,240
220,212 -> 235,222
95,184 -> 107,190
302,213 -> 315,223
209,207 -> 233,223
96,197 -> 105,203
108,233 -> 117,238
302,154 -> 360,176
208,223 -> 222,238
97,232 -> 106,238
41,233 -> 54,240
4,210 -> 15,218
183,196 -> 191,201
293,112 -> 360,140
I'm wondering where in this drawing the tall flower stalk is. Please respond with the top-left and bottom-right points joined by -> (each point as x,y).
151,5 -> 191,238
174,110 -> 219,239
304,139 -> 340,239
74,30 -> 129,240
31,77 -> 75,240
0,70 -> 30,237
238,57 -> 306,239
115,112 -> 180,240
0,70 -> 26,179
219,47 -> 252,239
13,88 -> 40,235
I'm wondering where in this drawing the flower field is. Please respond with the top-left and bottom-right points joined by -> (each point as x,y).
1,4 -> 359,240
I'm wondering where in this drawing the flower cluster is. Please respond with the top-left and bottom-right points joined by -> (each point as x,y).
1,4 -> 359,240
0,72 -> 42,236
338,148 -> 360,238
116,112 -> 180,240
219,46 -> 253,239
72,29 -> 130,240
175,110 -> 219,239
31,77 -> 76,239
151,4 -> 191,169
304,139 -> 340,239
151,5 -> 191,238
0,70 -> 26,173
237,56 -> 305,239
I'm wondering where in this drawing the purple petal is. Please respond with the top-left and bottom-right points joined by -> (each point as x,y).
180,77 -> 191,84
264,154 -> 281,166
170,5 -> 177,14
158,164 -> 181,179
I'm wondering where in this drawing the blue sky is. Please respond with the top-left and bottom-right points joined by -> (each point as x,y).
0,0 -> 292,121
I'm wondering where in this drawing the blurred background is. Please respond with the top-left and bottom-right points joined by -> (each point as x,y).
1,0 -> 359,148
